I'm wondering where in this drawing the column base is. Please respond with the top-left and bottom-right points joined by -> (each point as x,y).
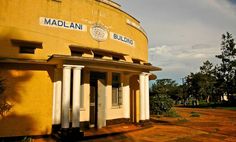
60,128 -> 84,141
106,118 -> 131,125
138,120 -> 152,128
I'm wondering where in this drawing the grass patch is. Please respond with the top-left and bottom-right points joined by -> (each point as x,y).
219,107 -> 236,111
163,109 -> 181,118
190,111 -> 200,117
176,118 -> 188,124
174,137 -> 197,142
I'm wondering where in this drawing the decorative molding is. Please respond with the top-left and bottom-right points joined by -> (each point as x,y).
90,24 -> 108,42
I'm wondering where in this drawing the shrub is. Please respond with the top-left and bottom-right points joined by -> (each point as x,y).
177,118 -> 188,124
190,111 -> 200,117
150,93 -> 174,115
163,109 -> 181,118
0,78 -> 13,117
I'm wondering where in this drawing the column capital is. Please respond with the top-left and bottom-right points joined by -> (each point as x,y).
63,65 -> 84,69
63,65 -> 73,69
72,65 -> 84,70
140,72 -> 151,76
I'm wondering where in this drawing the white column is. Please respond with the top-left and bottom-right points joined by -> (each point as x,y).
139,73 -> 146,121
52,68 -> 62,125
72,66 -> 84,128
61,65 -> 72,129
123,84 -> 130,118
145,74 -> 150,120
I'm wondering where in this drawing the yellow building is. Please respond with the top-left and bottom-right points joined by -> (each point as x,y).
0,0 -> 161,138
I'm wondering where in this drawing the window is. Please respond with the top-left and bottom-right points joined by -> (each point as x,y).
71,50 -> 83,57
94,53 -> 104,59
11,39 -> 42,54
132,58 -> 141,64
19,46 -> 36,54
69,45 -> 92,57
112,73 -> 122,107
112,55 -> 125,61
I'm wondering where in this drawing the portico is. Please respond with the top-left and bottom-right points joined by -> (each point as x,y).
50,55 -> 160,131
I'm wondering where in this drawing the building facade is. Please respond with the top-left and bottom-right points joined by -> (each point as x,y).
0,0 -> 161,137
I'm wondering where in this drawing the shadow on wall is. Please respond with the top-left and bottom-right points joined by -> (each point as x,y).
0,66 -> 36,137
0,29 -> 54,138
0,63 -> 54,137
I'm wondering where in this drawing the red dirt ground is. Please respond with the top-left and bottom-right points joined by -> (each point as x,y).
35,107 -> 236,142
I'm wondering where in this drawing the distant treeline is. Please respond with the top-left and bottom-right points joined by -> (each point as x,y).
150,32 -> 236,114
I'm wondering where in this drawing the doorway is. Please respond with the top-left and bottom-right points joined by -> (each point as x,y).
89,72 -> 106,128
130,75 -> 139,123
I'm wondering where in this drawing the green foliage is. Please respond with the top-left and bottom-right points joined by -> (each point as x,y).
150,79 -> 180,101
220,107 -> 236,111
183,61 -> 217,105
190,112 -> 200,117
177,118 -> 188,124
150,79 -> 178,115
163,109 -> 181,118
215,32 -> 236,100
0,78 -> 13,117
150,93 -> 173,115
182,32 -> 236,105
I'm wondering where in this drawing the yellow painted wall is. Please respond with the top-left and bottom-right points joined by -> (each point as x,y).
0,0 -> 148,62
0,63 -> 54,137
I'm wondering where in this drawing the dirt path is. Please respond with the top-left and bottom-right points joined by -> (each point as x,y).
82,107 -> 236,142
34,107 -> 236,142
125,107 -> 236,142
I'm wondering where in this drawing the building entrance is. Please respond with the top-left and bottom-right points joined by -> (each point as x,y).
89,72 -> 106,128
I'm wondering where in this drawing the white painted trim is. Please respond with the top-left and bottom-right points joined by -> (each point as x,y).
61,66 -> 71,128
52,68 -> 62,125
123,85 -> 130,118
52,77 -> 57,125
139,73 -> 146,121
72,67 -> 83,128
145,74 -> 150,120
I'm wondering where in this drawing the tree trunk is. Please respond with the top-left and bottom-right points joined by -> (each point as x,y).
206,95 -> 210,104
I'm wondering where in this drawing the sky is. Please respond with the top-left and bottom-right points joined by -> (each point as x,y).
113,0 -> 236,84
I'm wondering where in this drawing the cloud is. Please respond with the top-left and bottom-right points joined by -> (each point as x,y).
113,0 -> 236,83
149,44 -> 221,82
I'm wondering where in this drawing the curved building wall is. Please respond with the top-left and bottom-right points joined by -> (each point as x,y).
0,0 -> 156,137
0,0 -> 148,62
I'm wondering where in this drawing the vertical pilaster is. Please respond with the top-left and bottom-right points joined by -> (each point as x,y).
145,74 -> 150,120
61,65 -> 72,129
139,73 -> 146,121
52,67 -> 62,125
123,75 -> 130,119
72,66 -> 84,128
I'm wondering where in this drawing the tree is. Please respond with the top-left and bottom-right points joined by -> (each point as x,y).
199,60 -> 216,103
216,32 -> 236,100
185,73 -> 201,105
150,94 -> 173,115
150,79 -> 177,115
0,78 -> 12,117
150,79 -> 179,101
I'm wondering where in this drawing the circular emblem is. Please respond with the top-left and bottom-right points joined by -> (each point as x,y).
90,24 -> 108,42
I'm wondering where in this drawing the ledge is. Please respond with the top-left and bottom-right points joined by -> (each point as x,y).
48,54 -> 162,72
